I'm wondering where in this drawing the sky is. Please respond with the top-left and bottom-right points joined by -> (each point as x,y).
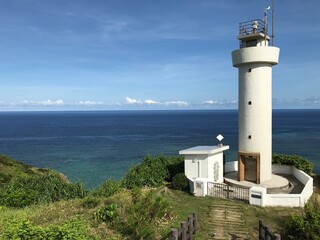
0,0 -> 319,111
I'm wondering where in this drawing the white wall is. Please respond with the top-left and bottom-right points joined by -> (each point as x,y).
196,163 -> 313,207
272,164 -> 293,175
184,155 -> 206,179
225,161 -> 238,173
257,165 -> 313,207
184,152 -> 225,183
293,167 -> 311,184
238,63 -> 273,182
232,46 -> 280,183
208,154 -> 224,182
293,168 -> 313,203
265,194 -> 302,207
187,177 -> 195,195
232,47 -> 280,67
201,157 -> 209,179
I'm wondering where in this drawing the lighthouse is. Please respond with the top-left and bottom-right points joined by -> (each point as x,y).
232,13 -> 279,184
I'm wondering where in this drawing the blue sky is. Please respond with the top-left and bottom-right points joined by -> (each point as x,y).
0,0 -> 319,110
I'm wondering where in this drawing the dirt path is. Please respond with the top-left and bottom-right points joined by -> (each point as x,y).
206,204 -> 250,240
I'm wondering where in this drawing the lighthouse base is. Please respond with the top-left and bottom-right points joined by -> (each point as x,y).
224,172 -> 290,193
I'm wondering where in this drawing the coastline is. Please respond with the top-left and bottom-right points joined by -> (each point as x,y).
0,109 -> 319,188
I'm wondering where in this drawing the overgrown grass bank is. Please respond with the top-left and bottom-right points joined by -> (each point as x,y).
0,154 -> 319,239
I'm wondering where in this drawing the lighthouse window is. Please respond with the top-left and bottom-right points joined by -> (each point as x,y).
245,40 -> 257,47
248,101 -> 252,105
248,68 -> 252,73
248,135 -> 252,139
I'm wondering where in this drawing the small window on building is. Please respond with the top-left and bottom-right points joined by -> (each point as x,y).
248,101 -> 252,105
248,68 -> 252,73
245,40 -> 257,47
248,135 -> 252,139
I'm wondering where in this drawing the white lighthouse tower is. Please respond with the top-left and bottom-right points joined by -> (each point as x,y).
232,12 -> 279,184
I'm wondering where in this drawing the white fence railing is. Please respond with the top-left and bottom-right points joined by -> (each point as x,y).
222,162 -> 312,207
188,161 -> 313,207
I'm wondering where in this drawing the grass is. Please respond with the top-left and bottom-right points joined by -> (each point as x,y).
0,155 -> 318,239
0,198 -> 124,239
0,186 -> 313,239
160,188 -> 303,239
0,155 -> 48,186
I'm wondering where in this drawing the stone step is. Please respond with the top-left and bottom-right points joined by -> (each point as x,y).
210,205 -> 244,209
207,204 -> 249,240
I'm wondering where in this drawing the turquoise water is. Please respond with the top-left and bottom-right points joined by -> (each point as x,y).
0,110 -> 319,188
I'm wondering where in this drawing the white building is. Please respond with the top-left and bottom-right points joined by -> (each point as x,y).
232,20 -> 279,184
180,12 -> 313,207
180,145 -> 229,183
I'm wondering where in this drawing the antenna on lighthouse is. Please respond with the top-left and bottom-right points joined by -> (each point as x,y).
264,6 -> 271,44
272,0 -> 275,46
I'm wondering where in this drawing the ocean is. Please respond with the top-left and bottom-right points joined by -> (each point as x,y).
0,110 -> 319,188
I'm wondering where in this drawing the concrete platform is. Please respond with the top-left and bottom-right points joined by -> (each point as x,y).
224,172 -> 291,193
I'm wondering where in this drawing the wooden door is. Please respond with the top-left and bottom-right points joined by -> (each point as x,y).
245,157 -> 257,182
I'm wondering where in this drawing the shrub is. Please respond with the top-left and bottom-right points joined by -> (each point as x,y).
0,155 -> 37,187
0,173 -> 87,208
94,203 -> 119,223
124,189 -> 173,239
2,219 -> 45,239
81,196 -> 100,208
284,196 -> 320,240
0,189 -> 40,208
1,218 -> 96,240
93,179 -> 121,197
172,173 -> 189,191
121,155 -> 184,189
166,156 -> 184,181
272,154 -> 313,174
0,172 -> 11,187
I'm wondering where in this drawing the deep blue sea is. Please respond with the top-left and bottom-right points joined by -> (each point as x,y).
0,110 -> 319,188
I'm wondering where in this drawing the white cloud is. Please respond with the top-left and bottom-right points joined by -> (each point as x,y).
300,97 -> 320,104
164,101 -> 189,106
78,100 -> 104,106
125,97 -> 142,104
19,99 -> 64,106
125,97 -> 188,107
144,99 -> 160,105
226,100 -> 237,105
202,100 -> 218,105
44,99 -> 64,106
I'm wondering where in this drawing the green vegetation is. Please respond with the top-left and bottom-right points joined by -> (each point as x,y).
0,155 -> 51,187
0,173 -> 86,208
0,155 -> 181,239
0,154 -> 319,239
122,189 -> 173,239
81,196 -> 100,209
272,153 -> 313,174
162,189 -> 302,239
284,196 -> 320,240
172,173 -> 189,190
94,203 -> 119,223
0,155 -> 86,208
92,179 -> 121,197
1,218 -> 97,240
121,155 -> 184,189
